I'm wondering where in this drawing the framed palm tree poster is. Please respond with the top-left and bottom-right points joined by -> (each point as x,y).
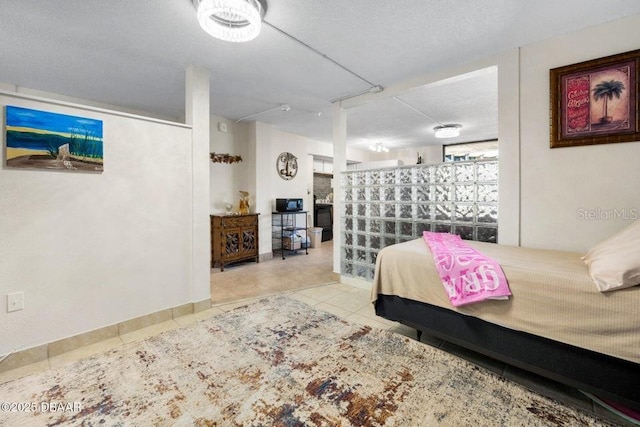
550,49 -> 639,148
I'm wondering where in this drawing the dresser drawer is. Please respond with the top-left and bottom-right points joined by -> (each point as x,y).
221,215 -> 257,229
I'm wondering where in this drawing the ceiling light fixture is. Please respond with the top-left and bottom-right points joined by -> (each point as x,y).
235,103 -> 290,122
193,0 -> 266,43
369,142 -> 389,153
434,124 -> 462,139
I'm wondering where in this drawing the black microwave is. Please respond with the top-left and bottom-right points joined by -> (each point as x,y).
276,198 -> 303,212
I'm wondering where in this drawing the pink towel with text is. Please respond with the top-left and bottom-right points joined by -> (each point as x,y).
423,231 -> 511,307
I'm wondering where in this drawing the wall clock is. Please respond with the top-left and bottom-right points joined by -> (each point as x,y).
276,152 -> 298,180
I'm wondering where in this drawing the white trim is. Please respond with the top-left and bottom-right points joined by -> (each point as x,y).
0,89 -> 191,129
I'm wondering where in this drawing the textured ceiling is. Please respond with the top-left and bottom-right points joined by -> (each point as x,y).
1,1 -> 640,149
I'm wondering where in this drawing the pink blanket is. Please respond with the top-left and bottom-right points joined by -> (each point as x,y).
423,231 -> 511,306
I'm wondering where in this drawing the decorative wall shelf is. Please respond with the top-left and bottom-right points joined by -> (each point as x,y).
210,153 -> 242,164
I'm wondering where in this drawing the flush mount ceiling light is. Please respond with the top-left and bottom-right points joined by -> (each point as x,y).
434,124 -> 462,139
369,142 -> 389,153
193,0 -> 266,42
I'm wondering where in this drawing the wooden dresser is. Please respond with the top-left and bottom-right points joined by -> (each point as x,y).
211,213 -> 259,271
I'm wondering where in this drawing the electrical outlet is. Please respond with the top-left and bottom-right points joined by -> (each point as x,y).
7,292 -> 24,313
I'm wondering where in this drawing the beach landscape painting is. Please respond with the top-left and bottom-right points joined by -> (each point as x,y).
5,106 -> 103,172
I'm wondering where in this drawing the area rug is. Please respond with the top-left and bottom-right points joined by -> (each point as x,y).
0,296 -> 611,426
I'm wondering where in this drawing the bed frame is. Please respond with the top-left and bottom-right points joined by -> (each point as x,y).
375,294 -> 640,412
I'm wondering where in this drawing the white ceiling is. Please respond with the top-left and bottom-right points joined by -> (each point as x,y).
2,1 -> 640,149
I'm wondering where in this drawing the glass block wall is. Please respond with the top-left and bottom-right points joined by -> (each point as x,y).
341,160 -> 498,281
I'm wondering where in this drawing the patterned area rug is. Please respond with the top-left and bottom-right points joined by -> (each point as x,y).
1,296 -> 611,426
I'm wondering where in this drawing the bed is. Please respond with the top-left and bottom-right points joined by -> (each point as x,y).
371,238 -> 640,411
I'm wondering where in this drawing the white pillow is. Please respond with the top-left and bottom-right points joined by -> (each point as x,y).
582,220 -> 640,292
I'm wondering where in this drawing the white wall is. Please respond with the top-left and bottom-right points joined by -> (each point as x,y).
347,159 -> 404,170
0,92 -> 194,354
270,129 -> 311,210
515,13 -> 640,251
214,123 -> 374,257
211,122 -> 319,256
306,139 -> 373,164
270,129 -> 312,232
371,145 -> 444,166
209,115 -> 250,214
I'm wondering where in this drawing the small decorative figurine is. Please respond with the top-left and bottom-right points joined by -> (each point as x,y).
238,191 -> 250,214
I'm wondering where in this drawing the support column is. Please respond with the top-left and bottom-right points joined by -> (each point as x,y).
249,121 -> 273,256
185,65 -> 211,304
332,103 -> 347,274
497,48 -> 521,246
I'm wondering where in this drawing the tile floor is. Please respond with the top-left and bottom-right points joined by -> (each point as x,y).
210,239 -> 339,304
0,270 -> 408,386
0,241 -> 632,426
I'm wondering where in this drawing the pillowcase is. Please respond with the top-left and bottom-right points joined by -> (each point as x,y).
582,220 -> 640,292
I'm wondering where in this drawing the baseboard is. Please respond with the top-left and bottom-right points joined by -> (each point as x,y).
259,252 -> 273,262
0,297 -> 212,373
